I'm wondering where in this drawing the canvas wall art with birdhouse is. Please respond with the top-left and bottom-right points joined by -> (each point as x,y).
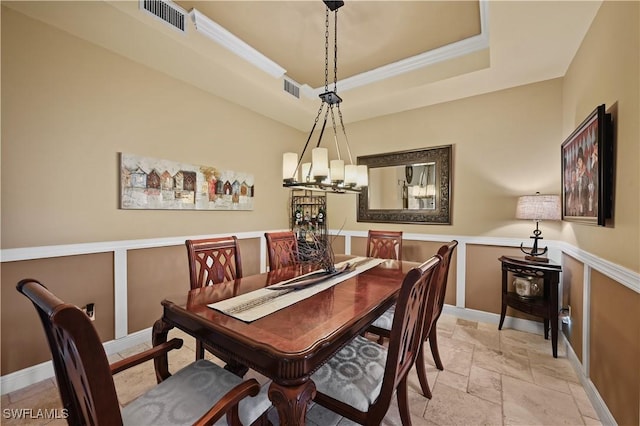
120,153 -> 254,210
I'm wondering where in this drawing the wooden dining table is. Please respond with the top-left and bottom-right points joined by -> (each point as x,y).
151,256 -> 418,425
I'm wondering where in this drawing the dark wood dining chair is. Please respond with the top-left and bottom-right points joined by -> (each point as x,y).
364,230 -> 404,344
367,240 -> 458,398
16,279 -> 271,426
186,236 -> 243,290
366,230 -> 403,261
311,255 -> 441,426
265,231 -> 299,271
185,236 -> 245,363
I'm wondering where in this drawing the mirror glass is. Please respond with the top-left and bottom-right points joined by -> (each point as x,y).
357,145 -> 452,224
368,163 -> 436,210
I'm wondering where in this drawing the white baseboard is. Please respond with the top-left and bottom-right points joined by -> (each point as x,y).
563,334 -> 616,426
0,327 -> 152,395
0,361 -> 54,396
442,305 -> 546,335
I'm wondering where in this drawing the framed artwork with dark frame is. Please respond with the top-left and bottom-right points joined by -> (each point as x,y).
561,104 -> 613,226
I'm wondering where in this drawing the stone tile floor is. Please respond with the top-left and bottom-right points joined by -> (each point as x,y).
1,315 -> 601,425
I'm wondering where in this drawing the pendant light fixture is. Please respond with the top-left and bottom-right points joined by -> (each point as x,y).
411,164 -> 436,209
282,0 -> 367,194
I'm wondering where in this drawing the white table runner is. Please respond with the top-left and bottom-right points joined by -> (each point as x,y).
209,257 -> 384,322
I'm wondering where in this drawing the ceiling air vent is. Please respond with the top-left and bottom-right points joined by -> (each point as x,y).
140,0 -> 186,33
284,79 -> 300,99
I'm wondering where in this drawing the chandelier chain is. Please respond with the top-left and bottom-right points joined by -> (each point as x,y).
313,102 -> 324,126
330,105 -> 341,161
333,8 -> 338,91
324,8 -> 329,92
337,105 -> 354,164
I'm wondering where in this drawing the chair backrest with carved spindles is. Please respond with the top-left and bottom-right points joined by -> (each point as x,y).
426,240 -> 458,337
17,279 -> 123,425
366,230 -> 403,261
185,236 -> 243,289
265,231 -> 300,271
368,255 -> 440,422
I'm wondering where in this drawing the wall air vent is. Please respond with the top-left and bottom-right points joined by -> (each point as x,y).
284,79 -> 300,99
140,0 -> 186,33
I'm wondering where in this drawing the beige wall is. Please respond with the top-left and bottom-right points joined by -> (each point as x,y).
557,249 -> 639,426
0,235 -> 262,375
127,245 -> 189,334
590,270 -> 639,426
126,238 -> 261,334
1,253 -> 115,374
561,254 -> 584,362
328,78 -> 565,243
561,0 -> 639,272
464,244 -> 545,320
560,2 -> 640,424
0,7 -> 300,249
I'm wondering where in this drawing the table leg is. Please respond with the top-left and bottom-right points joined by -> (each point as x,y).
550,276 -> 559,358
268,380 -> 316,426
499,269 -> 507,330
550,317 -> 558,358
498,299 -> 507,330
543,318 -> 550,339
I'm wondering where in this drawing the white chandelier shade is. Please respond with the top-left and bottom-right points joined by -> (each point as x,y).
282,150 -> 367,191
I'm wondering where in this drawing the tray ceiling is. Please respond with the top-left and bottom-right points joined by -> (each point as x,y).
3,1 -> 602,131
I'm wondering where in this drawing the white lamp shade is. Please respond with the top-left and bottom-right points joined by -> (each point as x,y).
356,165 -> 368,187
330,160 -> 344,182
344,165 -> 358,185
426,184 -> 436,197
312,148 -> 329,179
282,152 -> 298,181
301,163 -> 312,182
516,194 -> 561,221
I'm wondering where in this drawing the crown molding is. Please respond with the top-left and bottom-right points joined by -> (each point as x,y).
187,1 -> 489,98
189,8 -> 286,79
302,0 -> 490,98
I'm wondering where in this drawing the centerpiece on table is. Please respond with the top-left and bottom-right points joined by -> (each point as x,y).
270,234 -> 354,290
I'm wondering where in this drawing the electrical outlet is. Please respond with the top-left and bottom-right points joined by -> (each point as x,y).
560,305 -> 571,324
82,303 -> 95,321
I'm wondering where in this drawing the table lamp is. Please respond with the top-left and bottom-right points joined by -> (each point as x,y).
516,192 -> 561,262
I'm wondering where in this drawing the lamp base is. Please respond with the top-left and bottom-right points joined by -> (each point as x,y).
519,222 -> 549,260
524,255 -> 550,263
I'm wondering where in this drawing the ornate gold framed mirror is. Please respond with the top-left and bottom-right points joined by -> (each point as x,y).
357,145 -> 452,224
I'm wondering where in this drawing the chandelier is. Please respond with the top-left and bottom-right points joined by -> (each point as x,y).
282,0 -> 367,194
411,164 -> 436,206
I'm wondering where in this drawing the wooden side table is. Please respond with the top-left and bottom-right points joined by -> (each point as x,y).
498,256 -> 562,357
